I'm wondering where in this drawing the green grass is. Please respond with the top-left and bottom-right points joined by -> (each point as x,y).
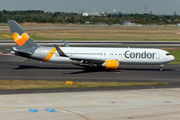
165,50 -> 180,64
0,23 -> 8,26
30,35 -> 52,40
37,38 -> 180,41
0,80 -> 169,90
168,62 -> 180,64
169,50 -> 180,61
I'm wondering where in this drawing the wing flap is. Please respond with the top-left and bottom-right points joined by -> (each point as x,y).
69,56 -> 105,63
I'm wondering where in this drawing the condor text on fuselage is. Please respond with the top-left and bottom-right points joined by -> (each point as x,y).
124,51 -> 156,59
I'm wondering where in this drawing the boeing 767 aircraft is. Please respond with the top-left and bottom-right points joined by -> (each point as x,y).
7,20 -> 175,71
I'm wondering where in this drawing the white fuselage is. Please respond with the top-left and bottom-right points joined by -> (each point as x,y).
32,47 -> 175,65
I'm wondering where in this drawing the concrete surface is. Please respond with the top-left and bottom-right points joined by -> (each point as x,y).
0,88 -> 180,120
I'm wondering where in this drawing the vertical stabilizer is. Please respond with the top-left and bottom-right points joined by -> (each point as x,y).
7,20 -> 39,50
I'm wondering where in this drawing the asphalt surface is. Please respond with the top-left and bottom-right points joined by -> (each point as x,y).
0,59 -> 179,94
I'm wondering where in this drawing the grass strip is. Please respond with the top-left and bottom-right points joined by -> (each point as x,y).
0,80 -> 169,90
169,50 -> 180,61
167,62 -> 180,64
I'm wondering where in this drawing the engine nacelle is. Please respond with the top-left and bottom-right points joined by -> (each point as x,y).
102,60 -> 119,70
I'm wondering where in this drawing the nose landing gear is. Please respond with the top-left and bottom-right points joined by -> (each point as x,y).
160,64 -> 164,72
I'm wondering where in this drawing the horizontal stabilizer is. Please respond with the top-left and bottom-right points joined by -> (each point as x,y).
11,50 -> 32,58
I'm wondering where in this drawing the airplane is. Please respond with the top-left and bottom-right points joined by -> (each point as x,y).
7,20 -> 175,71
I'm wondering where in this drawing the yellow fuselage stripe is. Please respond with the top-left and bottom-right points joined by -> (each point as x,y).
42,48 -> 57,61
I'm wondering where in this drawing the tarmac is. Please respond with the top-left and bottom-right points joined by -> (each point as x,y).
0,41 -> 179,119
0,88 -> 180,120
0,59 -> 179,92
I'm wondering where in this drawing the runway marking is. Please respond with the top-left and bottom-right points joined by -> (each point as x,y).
116,71 -> 121,74
28,108 -> 38,113
55,107 -> 89,120
0,106 -> 89,120
45,108 -> 56,113
2,35 -> 13,38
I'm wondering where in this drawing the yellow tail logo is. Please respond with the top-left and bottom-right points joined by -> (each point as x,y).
12,33 -> 29,46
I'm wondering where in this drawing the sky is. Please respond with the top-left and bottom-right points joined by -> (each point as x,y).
0,0 -> 180,15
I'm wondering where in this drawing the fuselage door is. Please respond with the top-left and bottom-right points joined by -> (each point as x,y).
156,52 -> 160,59
42,50 -> 47,58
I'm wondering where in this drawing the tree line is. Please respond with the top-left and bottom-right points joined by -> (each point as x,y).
0,10 -> 180,25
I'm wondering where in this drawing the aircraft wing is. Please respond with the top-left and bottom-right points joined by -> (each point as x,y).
54,44 -> 68,57
63,40 -> 70,47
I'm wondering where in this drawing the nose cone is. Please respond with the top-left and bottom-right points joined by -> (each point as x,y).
171,55 -> 175,61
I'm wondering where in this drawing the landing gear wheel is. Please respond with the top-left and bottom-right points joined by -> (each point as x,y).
159,64 -> 164,72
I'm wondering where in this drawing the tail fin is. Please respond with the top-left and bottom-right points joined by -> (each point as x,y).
7,20 -> 39,50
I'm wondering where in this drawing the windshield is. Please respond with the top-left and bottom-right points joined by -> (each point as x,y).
166,53 -> 171,56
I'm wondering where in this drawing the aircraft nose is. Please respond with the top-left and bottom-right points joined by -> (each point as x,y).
171,55 -> 175,61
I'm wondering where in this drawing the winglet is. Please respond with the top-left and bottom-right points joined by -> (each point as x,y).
63,40 -> 70,47
54,44 -> 68,57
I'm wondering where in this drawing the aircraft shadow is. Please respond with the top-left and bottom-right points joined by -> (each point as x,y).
14,65 -> 83,70
14,65 -> 111,74
64,67 -> 112,74
119,68 -> 174,71
65,68 -> 174,74
14,65 -> 174,74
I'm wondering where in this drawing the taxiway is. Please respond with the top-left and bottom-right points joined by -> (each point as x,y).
0,60 -> 179,94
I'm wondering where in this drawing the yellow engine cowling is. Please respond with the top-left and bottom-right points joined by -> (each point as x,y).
102,60 -> 119,70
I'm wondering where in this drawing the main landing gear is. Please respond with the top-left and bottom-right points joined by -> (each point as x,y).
159,64 -> 164,72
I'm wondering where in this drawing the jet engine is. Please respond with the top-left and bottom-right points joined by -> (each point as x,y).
102,60 -> 119,70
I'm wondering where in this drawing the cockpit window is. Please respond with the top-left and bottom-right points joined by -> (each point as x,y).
166,53 -> 171,56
